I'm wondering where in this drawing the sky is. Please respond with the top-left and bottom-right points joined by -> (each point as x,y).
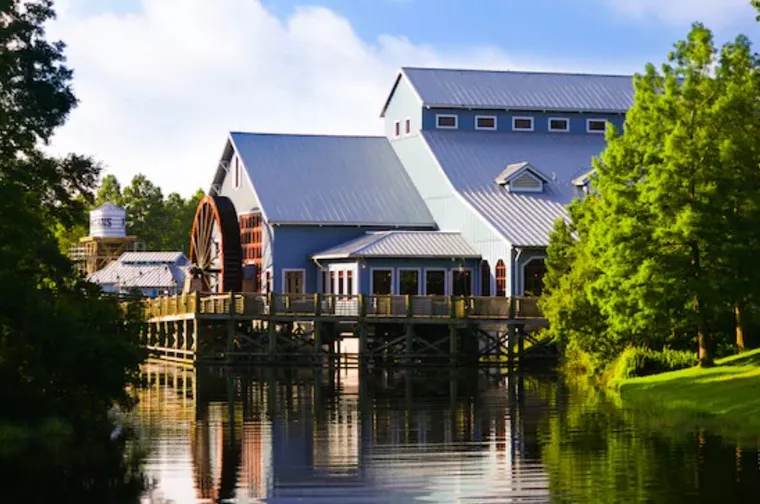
47,0 -> 760,197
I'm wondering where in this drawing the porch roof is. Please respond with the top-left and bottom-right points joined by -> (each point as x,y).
312,231 -> 480,260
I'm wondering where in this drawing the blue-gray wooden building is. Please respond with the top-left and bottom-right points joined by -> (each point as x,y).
209,67 -> 634,298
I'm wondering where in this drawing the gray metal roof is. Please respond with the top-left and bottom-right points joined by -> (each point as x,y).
423,130 -> 606,247
494,162 -> 551,185
88,261 -> 189,289
118,252 -> 188,265
229,133 -> 435,227
312,231 -> 480,260
401,67 -> 634,113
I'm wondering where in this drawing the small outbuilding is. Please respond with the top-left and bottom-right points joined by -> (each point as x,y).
88,252 -> 190,297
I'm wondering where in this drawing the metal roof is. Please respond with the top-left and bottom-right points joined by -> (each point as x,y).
401,67 -> 634,113
423,130 -> 606,247
494,162 -> 551,185
312,231 -> 480,260
88,261 -> 189,289
118,252 -> 188,264
229,133 -> 435,227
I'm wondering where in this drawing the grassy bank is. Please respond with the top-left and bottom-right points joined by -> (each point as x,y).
619,349 -> 760,439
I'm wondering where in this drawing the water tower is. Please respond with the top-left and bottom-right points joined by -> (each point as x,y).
71,203 -> 142,275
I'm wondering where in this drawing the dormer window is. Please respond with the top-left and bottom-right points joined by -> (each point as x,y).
494,161 -> 550,193
475,115 -> 497,130
549,117 -> 569,132
572,169 -> 596,196
512,117 -> 534,131
587,119 -> 607,133
436,114 -> 458,129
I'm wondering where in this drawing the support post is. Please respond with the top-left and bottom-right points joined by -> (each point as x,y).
268,292 -> 277,360
507,325 -> 515,368
314,321 -> 323,365
226,292 -> 236,364
449,325 -> 458,366
517,324 -> 525,365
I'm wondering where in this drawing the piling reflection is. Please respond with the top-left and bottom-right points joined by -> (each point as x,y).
133,362 -> 760,503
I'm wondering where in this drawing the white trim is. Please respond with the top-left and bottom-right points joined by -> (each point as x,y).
281,268 -> 306,294
369,267 -> 395,295
449,267 -> 474,296
436,114 -> 458,130
262,267 -> 274,294
548,117 -> 570,132
520,256 -> 547,296
475,115 -> 497,131
512,116 -> 534,132
423,268 -> 448,296
404,117 -> 412,135
586,118 -> 608,134
393,120 -> 401,138
397,267 -> 422,295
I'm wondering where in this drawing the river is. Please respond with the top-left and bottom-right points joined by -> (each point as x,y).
130,361 -> 760,503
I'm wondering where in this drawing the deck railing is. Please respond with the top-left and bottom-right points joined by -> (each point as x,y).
137,292 -> 543,320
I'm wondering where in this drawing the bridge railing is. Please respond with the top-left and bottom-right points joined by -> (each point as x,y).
136,292 -> 543,320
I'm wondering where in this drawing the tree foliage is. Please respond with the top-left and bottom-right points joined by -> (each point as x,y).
541,24 -> 760,371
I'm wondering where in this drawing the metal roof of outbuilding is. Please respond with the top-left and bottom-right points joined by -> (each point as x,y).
88,261 -> 189,289
312,231 -> 480,260
229,132 -> 436,227
422,130 -> 606,247
389,67 -> 634,114
118,252 -> 188,264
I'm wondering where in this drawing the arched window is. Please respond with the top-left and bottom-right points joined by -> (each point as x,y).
495,259 -> 506,297
480,261 -> 491,296
523,259 -> 547,296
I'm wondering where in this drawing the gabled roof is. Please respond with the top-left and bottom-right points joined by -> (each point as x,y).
226,133 -> 436,227
494,162 -> 551,186
88,261 -> 189,289
423,130 -> 604,247
382,67 -> 634,116
312,231 -> 480,260
118,252 -> 187,264
571,168 -> 596,187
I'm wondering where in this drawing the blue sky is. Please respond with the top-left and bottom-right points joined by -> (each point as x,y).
50,0 -> 760,195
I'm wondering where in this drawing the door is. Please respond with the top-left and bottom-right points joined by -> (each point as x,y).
284,270 -> 304,294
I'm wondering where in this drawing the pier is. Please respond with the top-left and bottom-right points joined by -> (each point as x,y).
134,292 -> 548,365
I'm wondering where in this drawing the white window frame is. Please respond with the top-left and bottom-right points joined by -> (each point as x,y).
586,118 -> 608,134
548,117 -> 570,132
281,268 -> 306,294
475,115 -> 497,131
449,267 -> 474,296
393,120 -> 401,138
397,267 -> 422,295
436,114 -> 458,130
512,116 -> 534,132
404,117 -> 412,135
423,268 -> 448,296
369,267 -> 395,295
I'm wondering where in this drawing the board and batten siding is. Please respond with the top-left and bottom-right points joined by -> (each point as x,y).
385,76 -> 423,140
389,134 -> 515,296
218,150 -> 274,279
421,108 -> 625,134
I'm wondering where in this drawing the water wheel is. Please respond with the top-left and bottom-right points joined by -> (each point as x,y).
188,195 -> 242,292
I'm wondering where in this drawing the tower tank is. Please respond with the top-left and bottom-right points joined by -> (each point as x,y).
89,203 -> 127,238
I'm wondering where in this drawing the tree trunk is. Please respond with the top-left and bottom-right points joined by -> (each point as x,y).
735,303 -> 746,353
691,243 -> 713,367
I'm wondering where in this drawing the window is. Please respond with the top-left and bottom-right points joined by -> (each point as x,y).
394,120 -> 400,138
436,114 -> 458,129
338,270 -> 345,295
239,212 -> 263,287
399,269 -> 420,295
234,157 -> 241,189
587,119 -> 607,133
512,117 -> 534,131
347,270 -> 353,296
283,269 -> 304,294
451,269 -> 472,296
480,261 -> 491,296
371,269 -> 393,295
495,260 -> 506,297
523,259 -> 547,296
405,118 -> 411,135
475,115 -> 497,130
549,118 -> 569,132
425,270 -> 446,296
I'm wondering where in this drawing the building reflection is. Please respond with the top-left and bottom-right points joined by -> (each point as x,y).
135,361 -> 552,503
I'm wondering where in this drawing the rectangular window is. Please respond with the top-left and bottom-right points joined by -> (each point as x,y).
425,270 -> 445,296
399,269 -> 419,296
338,270 -> 345,295
587,119 -> 607,133
283,270 -> 304,294
436,114 -> 458,129
330,271 -> 335,294
451,269 -> 472,296
394,120 -> 400,138
371,269 -> 393,295
549,118 -> 569,132
234,157 -> 240,188
405,118 -> 411,134
512,117 -> 534,131
475,116 -> 497,130
347,271 -> 353,295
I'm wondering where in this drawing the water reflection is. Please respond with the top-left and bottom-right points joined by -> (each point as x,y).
132,362 -> 760,503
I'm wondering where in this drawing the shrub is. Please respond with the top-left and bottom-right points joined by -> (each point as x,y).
607,346 -> 696,388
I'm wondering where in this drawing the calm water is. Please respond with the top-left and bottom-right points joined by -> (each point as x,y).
130,361 -> 760,504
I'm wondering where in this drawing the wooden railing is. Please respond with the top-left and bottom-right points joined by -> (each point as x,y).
137,292 -> 543,321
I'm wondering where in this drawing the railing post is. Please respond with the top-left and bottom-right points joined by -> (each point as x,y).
314,293 -> 321,317
193,292 -> 201,314
406,294 -> 413,318
359,294 -> 366,318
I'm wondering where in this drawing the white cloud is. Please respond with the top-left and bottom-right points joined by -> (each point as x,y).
47,0 -> 624,196
601,0 -> 754,26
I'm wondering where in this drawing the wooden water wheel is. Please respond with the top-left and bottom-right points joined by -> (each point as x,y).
188,195 -> 242,292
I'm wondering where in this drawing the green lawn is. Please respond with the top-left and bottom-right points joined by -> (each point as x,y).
619,349 -> 760,439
